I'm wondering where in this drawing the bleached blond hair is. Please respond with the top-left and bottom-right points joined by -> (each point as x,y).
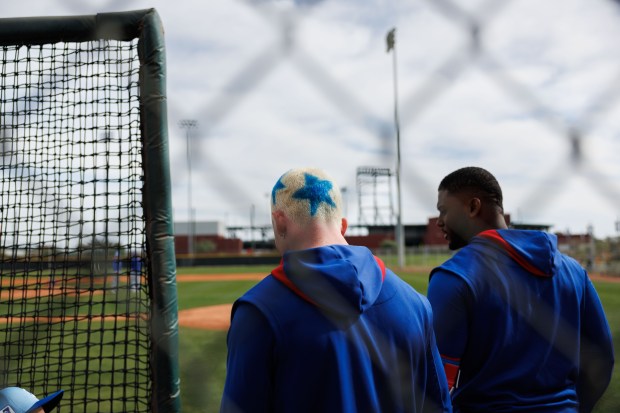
271,167 -> 343,225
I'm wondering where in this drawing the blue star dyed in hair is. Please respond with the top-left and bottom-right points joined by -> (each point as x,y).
292,173 -> 336,216
272,177 -> 286,204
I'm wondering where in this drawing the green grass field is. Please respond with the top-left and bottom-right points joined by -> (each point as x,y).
177,262 -> 619,413
0,276 -> 152,413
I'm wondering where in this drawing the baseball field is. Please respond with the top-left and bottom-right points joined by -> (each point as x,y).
176,258 -> 620,413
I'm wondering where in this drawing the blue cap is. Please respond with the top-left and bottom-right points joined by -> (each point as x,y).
0,387 -> 64,413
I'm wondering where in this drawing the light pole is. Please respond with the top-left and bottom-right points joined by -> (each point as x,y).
179,119 -> 197,263
587,224 -> 595,272
341,186 -> 348,217
387,28 -> 405,268
250,203 -> 256,252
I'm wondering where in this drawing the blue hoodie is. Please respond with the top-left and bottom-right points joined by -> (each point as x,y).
428,229 -> 614,413
221,244 -> 452,413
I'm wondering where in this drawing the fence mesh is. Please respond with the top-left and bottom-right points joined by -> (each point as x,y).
157,0 -> 620,272
1,1 -> 619,411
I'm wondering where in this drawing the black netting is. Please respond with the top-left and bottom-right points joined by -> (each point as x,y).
0,40 -> 150,412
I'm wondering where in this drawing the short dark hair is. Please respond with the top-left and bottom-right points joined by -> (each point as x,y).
439,166 -> 504,211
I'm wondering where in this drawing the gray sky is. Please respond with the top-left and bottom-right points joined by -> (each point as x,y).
3,0 -> 620,238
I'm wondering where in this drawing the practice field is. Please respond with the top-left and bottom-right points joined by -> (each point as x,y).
176,265 -> 620,413
177,273 -> 264,330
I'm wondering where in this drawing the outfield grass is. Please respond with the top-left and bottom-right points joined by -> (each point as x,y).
177,279 -> 260,310
177,265 -> 619,413
0,275 -> 153,412
0,324 -> 151,412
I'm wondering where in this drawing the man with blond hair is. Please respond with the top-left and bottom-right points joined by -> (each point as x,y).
221,167 -> 452,413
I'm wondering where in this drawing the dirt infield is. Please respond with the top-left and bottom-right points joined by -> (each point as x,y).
177,274 -> 266,331
4,272 -> 617,331
177,272 -> 620,331
589,273 -> 620,283
178,304 -> 233,331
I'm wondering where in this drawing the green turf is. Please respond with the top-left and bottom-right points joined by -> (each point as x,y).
179,328 -> 228,413
176,280 -> 259,310
177,265 -> 619,412
0,326 -> 150,412
590,282 -> 620,412
379,252 -> 453,268
0,275 -> 151,412
177,265 -> 274,275
176,269 -> 262,411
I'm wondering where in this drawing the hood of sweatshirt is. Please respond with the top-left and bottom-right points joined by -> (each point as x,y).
271,244 -> 386,317
472,229 -> 559,277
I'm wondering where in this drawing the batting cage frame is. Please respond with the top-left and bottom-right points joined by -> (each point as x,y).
0,9 -> 179,413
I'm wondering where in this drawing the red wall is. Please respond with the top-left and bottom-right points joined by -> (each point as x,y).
422,214 -> 513,246
345,234 -> 395,250
422,217 -> 447,246
175,235 -> 243,254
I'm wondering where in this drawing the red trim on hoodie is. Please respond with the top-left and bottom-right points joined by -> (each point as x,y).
271,260 -> 317,305
478,230 -> 550,277
374,256 -> 387,281
271,255 -> 387,304
440,354 -> 461,391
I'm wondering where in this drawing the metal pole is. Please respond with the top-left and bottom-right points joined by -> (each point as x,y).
250,203 -> 256,252
587,224 -> 595,272
178,120 -> 197,264
387,28 -> 405,268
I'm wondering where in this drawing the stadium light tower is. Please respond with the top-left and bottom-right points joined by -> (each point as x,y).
179,119 -> 197,262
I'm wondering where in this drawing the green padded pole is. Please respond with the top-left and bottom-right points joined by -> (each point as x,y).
137,9 -> 182,413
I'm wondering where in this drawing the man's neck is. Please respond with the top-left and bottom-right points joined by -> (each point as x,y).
285,223 -> 348,251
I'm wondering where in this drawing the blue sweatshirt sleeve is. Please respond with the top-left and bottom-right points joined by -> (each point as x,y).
427,270 -> 471,391
422,300 -> 454,412
577,276 -> 614,413
221,302 -> 275,413
427,270 -> 470,359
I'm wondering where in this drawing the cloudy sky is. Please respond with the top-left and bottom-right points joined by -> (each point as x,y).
4,0 -> 620,239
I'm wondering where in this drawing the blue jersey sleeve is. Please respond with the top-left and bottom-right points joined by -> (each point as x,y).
221,302 -> 275,413
427,270 -> 472,392
427,270 -> 470,359
422,301 -> 455,412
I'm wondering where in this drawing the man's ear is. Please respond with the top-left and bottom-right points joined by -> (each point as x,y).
272,210 -> 287,236
468,197 -> 482,217
340,217 -> 348,236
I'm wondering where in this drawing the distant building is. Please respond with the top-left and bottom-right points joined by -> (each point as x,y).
423,213 -> 553,246
349,213 -> 551,248
176,221 -> 226,237
345,232 -> 393,250
174,221 -> 243,254
555,231 -> 594,262
555,232 -> 593,247
174,214 -> 563,257
422,217 -> 445,246
345,224 -> 428,250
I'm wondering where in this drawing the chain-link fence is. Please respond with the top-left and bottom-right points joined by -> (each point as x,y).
168,0 -> 620,271
4,1 -> 619,247
8,0 -> 617,270
1,2 -> 619,412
